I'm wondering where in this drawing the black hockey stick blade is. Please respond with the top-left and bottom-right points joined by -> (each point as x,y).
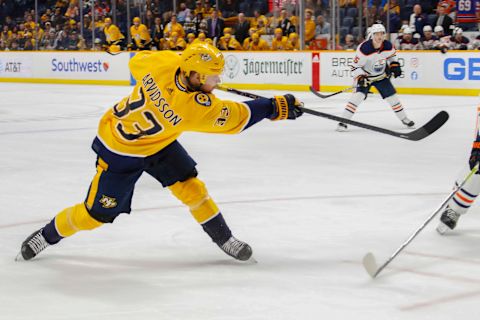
309,86 -> 353,99
300,108 -> 449,141
399,110 -> 450,141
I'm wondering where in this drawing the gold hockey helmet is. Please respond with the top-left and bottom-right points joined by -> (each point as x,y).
180,42 -> 224,84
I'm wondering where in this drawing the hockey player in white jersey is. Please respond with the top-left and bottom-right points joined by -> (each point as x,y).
337,23 -> 415,131
437,105 -> 480,234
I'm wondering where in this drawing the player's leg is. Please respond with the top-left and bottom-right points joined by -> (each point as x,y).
437,166 -> 480,234
337,85 -> 368,131
19,140 -> 144,260
373,78 -> 415,127
145,140 -> 252,261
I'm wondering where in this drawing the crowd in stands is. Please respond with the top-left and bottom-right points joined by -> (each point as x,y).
0,0 -> 479,52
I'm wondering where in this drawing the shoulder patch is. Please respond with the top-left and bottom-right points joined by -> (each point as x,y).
194,93 -> 212,107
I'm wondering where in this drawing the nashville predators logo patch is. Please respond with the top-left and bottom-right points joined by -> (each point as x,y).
99,195 -> 117,209
195,93 -> 212,107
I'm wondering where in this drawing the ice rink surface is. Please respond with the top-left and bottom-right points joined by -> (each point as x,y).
1,83 -> 480,320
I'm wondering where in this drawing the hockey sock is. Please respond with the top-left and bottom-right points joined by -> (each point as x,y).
42,203 -> 103,244
168,177 -> 220,223
385,95 -> 408,121
448,168 -> 480,214
201,213 -> 232,245
341,92 -> 364,119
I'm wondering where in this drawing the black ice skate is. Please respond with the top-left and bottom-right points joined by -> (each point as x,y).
219,236 -> 253,261
17,229 -> 50,261
401,117 -> 415,128
436,207 -> 461,235
336,123 -> 348,132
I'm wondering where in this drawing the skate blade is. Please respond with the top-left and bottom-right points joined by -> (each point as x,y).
436,222 -> 450,235
15,252 -> 24,262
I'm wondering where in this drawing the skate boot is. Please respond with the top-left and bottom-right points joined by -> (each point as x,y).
401,117 -> 415,128
17,229 -> 50,261
436,207 -> 461,235
336,123 -> 348,132
219,236 -> 253,261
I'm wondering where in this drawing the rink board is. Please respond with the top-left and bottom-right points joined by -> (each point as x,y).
0,50 -> 479,95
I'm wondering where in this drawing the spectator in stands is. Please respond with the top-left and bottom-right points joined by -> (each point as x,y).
165,14 -> 186,38
471,34 -> 480,49
203,2 -> 214,19
65,2 -> 79,20
398,27 -> 421,50
449,27 -> 469,49
245,32 -> 269,50
279,8 -> 295,35
409,4 -> 427,36
340,0 -> 357,7
420,25 -> 438,49
193,12 -> 208,36
305,9 -> 316,44
234,12 -> 250,44
23,32 -> 34,50
383,0 -> 401,33
438,0 -> 456,20
52,7 -> 66,27
152,16 -> 164,50
271,27 -> 289,50
177,2 -> 190,24
267,7 -> 282,34
343,34 -> 356,50
256,17 -> 267,35
67,31 -> 79,50
206,10 -> 224,41
221,0 -> 237,18
39,29 -> 56,50
251,10 -> 268,30
314,15 -> 330,38
434,3 -> 453,35
194,0 -> 204,16
183,12 -> 196,34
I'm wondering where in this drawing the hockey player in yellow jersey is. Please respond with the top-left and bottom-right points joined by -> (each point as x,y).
271,28 -> 289,50
103,17 -> 125,52
18,43 -> 303,262
129,17 -> 152,50
246,32 -> 269,51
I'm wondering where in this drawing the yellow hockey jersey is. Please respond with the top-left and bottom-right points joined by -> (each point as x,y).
97,51 -> 251,157
130,24 -> 151,47
104,24 -> 125,44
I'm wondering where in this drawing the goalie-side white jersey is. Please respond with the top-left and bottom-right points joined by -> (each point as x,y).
351,39 -> 398,79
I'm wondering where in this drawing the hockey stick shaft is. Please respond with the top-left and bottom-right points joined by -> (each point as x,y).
309,73 -> 388,99
309,86 -> 355,99
217,86 -> 449,141
369,163 -> 479,278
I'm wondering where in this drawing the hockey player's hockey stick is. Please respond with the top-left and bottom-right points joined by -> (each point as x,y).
309,86 -> 355,99
363,163 -> 479,278
217,86 -> 449,141
308,73 -> 388,99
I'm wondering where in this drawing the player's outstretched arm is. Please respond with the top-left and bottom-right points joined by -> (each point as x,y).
242,94 -> 303,130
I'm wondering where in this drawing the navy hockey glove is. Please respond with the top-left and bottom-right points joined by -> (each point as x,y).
469,142 -> 480,171
388,61 -> 402,78
270,94 -> 303,120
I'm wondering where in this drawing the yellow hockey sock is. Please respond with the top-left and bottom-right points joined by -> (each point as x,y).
54,203 -> 103,238
169,177 -> 219,223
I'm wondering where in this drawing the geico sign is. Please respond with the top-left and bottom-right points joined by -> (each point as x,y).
443,58 -> 480,80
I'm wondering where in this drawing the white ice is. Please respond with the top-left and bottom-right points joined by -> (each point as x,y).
1,83 -> 480,320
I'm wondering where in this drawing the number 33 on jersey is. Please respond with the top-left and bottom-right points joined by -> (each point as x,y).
97,50 -> 251,157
